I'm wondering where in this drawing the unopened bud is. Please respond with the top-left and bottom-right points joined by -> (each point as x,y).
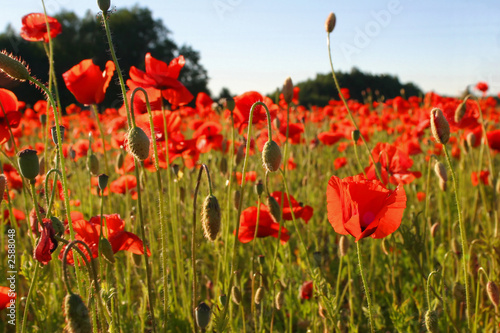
325,13 -> 337,33
220,157 -> 228,175
97,0 -> 111,13
282,77 -> 294,104
487,281 -> 500,307
454,102 -> 466,123
126,126 -> 150,161
255,180 -> 264,196
195,302 -> 211,329
466,132 -> 476,148
430,108 -> 450,144
275,290 -> 284,310
262,140 -> 282,173
233,190 -> 241,210
98,174 -> 109,191
235,145 -> 245,165
87,154 -> 99,176
254,286 -> 264,305
51,125 -> 65,145
339,235 -> 349,257
434,161 -> 447,183
266,195 -> 281,223
424,310 -> 438,333
99,238 -> 115,264
352,129 -> 360,142
219,294 -> 227,306
201,195 -> 221,242
231,285 -> 242,305
18,149 -> 39,182
50,216 -> 65,236
452,282 -> 466,302
0,175 -> 6,206
64,293 -> 92,333
430,222 -> 440,238
225,97 -> 235,113
0,51 -> 31,81
40,114 -> 47,125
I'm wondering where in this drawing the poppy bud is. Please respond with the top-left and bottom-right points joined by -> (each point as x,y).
50,216 -> 65,236
487,281 -> 500,307
434,161 -> 447,183
439,179 -> 447,192
266,195 -> 281,223
51,125 -> 65,145
381,238 -> 389,256
235,145 -> 245,166
352,129 -> 360,142
132,253 -> 142,267
201,195 -> 221,242
98,174 -> 109,191
254,286 -> 264,305
0,51 -> 31,82
0,175 -> 6,206
99,238 -> 115,264
69,147 -> 76,161
115,150 -> 125,169
126,126 -> 150,161
97,0 -> 110,12
219,294 -> 227,306
40,114 -> 47,125
38,156 -> 45,176
424,310 -> 438,333
430,108 -> 450,145
64,293 -> 92,333
273,116 -> 280,130
86,154 -> 99,176
255,180 -> 264,197
231,285 -> 242,305
275,290 -> 284,310
466,132 -> 476,148
195,302 -> 211,329
220,157 -> 228,175
339,235 -> 349,257
225,97 -> 235,113
233,190 -> 241,210
325,12 -> 337,33
282,77 -> 294,104
18,149 -> 39,182
262,140 -> 282,173
454,102 -> 466,123
430,222 -> 440,238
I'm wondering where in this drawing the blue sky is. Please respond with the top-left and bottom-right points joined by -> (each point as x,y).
2,0 -> 500,97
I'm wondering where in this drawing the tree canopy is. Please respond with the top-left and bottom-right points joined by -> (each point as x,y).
0,6 -> 209,108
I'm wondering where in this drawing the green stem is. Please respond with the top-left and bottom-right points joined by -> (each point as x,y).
20,262 -> 39,333
91,104 -> 111,175
356,241 -> 375,332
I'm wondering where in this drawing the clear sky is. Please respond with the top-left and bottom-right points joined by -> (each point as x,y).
2,0 -> 500,97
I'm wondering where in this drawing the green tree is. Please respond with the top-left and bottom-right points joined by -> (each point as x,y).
0,6 -> 209,108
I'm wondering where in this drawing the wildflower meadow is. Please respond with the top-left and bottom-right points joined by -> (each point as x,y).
1,2 -> 500,333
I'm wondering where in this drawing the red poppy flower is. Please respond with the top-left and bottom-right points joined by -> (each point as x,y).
62,59 -> 115,105
0,89 -> 22,145
34,219 -> 58,265
20,13 -> 62,42
487,130 -> 500,151
128,53 -> 193,107
334,157 -> 347,170
237,206 -> 290,244
471,170 -> 490,186
232,92 -> 276,132
0,286 -> 16,310
326,175 -> 407,241
268,191 -> 313,224
416,192 -> 426,202
109,175 -> 138,199
475,82 -> 489,93
60,214 -> 150,265
193,121 -> 224,153
2,208 -> 25,225
299,281 -> 313,300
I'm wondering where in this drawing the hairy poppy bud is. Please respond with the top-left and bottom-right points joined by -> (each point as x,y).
0,51 -> 31,81
115,149 -> 125,170
262,140 -> 282,173
86,154 -> 99,176
424,310 -> 438,333
64,293 -> 92,333
97,0 -> 111,13
195,302 -> 211,329
352,129 -> 360,142
325,12 -> 337,33
430,108 -> 450,144
50,216 -> 65,236
254,286 -> 264,305
40,114 -> 47,125
275,290 -> 284,310
98,174 -> 109,191
466,132 -> 476,148
201,195 -> 221,242
225,97 -> 235,113
487,281 -> 500,307
430,222 -> 440,238
266,195 -> 281,223
0,175 -> 6,206
235,144 -> 245,166
339,235 -> 349,257
219,294 -> 227,306
126,126 -> 150,161
231,285 -> 242,305
99,238 -> 115,264
434,161 -> 447,183
18,149 -> 39,182
454,102 -> 466,123
255,180 -> 264,196
51,125 -> 65,145
282,77 -> 294,104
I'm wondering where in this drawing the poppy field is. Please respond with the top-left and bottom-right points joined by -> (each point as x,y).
1,4 -> 500,333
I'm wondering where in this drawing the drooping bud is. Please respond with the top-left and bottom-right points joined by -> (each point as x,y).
17,149 -> 39,182
0,51 -> 31,82
325,13 -> 337,33
201,195 -> 221,242
99,238 -> 115,264
266,195 -> 281,223
430,108 -> 450,144
51,125 -> 65,145
487,281 -> 500,307
339,235 -> 349,257
98,174 -> 109,191
64,293 -> 92,333
195,302 -> 211,329
254,286 -> 264,304
0,175 -> 6,206
97,0 -> 111,13
282,77 -> 294,104
86,154 -> 99,176
262,140 -> 282,173
454,102 -> 466,123
424,310 -> 438,333
231,285 -> 242,305
126,126 -> 150,161
275,290 -> 284,310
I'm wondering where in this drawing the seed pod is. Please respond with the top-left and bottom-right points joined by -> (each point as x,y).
275,290 -> 285,310
282,77 -> 294,104
487,281 -> 500,307
51,125 -> 65,145
97,0 -> 111,13
434,161 -> 447,183
231,285 -> 242,305
254,286 -> 264,305
325,12 -> 337,33
64,293 -> 92,333
195,302 -> 211,329
0,51 -> 31,81
86,154 -> 99,176
0,175 -> 6,206
98,174 -> 109,191
424,309 -> 438,333
233,190 -> 241,210
126,126 -> 150,161
454,102 -> 466,123
430,108 -> 450,145
266,195 -> 281,223
18,149 -> 39,181
262,140 -> 282,173
99,238 -> 115,264
339,235 -> 349,257
201,195 -> 221,242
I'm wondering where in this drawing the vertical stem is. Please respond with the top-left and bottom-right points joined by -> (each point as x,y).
356,241 -> 375,333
